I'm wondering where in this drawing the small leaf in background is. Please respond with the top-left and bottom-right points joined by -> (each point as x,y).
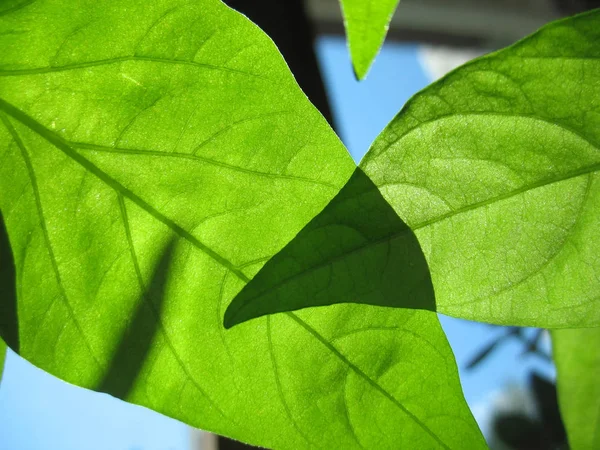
225,167 -> 434,328
361,10 -> 600,328
494,414 -> 547,450
339,0 -> 400,79
552,327 -> 600,450
529,373 -> 567,447
464,334 -> 508,371
0,0 -> 485,447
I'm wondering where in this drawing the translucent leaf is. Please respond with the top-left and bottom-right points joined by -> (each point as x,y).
339,0 -> 400,79
0,0 -> 483,447
552,328 -> 600,450
361,10 -> 600,328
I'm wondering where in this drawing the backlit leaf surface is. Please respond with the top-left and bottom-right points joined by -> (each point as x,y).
552,328 -> 600,450
0,339 -> 5,384
0,0 -> 483,447
339,0 -> 400,79
361,10 -> 600,328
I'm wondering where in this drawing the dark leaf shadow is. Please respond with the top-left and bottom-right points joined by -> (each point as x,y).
0,211 -> 19,353
224,167 -> 435,329
97,239 -> 176,399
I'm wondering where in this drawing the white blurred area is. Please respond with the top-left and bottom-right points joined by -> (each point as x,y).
190,429 -> 218,450
417,46 -> 486,81
471,385 -> 539,448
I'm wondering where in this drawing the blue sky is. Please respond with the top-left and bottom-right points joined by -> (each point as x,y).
0,36 -> 554,449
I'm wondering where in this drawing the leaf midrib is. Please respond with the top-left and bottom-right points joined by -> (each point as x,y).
0,111 -> 104,371
411,160 -> 600,231
287,312 -> 451,449
0,55 -> 264,78
0,97 -> 251,283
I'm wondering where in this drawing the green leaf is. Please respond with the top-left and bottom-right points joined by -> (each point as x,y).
0,338 -> 5,384
339,0 -> 400,79
361,10 -> 600,328
225,167 -> 435,328
0,0 -> 485,447
552,327 -> 600,450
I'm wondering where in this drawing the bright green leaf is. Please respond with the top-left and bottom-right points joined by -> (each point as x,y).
340,0 -> 400,79
361,10 -> 600,328
225,167 -> 435,328
0,0 -> 484,447
552,327 -> 600,450
0,338 -> 5,384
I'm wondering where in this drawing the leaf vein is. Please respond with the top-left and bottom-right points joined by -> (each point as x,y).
0,112 -> 103,371
266,316 -> 313,447
0,55 -> 264,78
117,194 -> 228,419
287,312 -> 451,450
0,98 -> 251,283
70,141 -> 336,188
448,174 -> 594,307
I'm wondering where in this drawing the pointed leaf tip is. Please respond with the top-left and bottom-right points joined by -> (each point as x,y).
224,168 -> 435,329
340,0 -> 401,80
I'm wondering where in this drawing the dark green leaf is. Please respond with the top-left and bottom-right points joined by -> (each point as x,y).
225,167 -> 434,328
529,372 -> 566,446
493,414 -> 546,450
0,211 -> 18,353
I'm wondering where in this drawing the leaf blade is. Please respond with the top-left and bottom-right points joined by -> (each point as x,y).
361,10 -> 600,328
340,0 -> 400,79
0,0 -> 484,447
0,338 -> 5,384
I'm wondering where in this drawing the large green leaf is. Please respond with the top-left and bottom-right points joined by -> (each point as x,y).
0,0 -> 484,447
552,328 -> 600,449
361,10 -> 600,328
339,0 -> 400,80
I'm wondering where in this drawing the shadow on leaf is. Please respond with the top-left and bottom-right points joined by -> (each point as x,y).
97,239 -> 176,399
224,167 -> 435,329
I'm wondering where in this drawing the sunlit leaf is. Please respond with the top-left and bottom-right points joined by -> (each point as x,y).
0,0 -> 484,447
339,0 -> 400,79
552,327 -> 600,450
0,338 -> 5,384
361,10 -> 600,328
